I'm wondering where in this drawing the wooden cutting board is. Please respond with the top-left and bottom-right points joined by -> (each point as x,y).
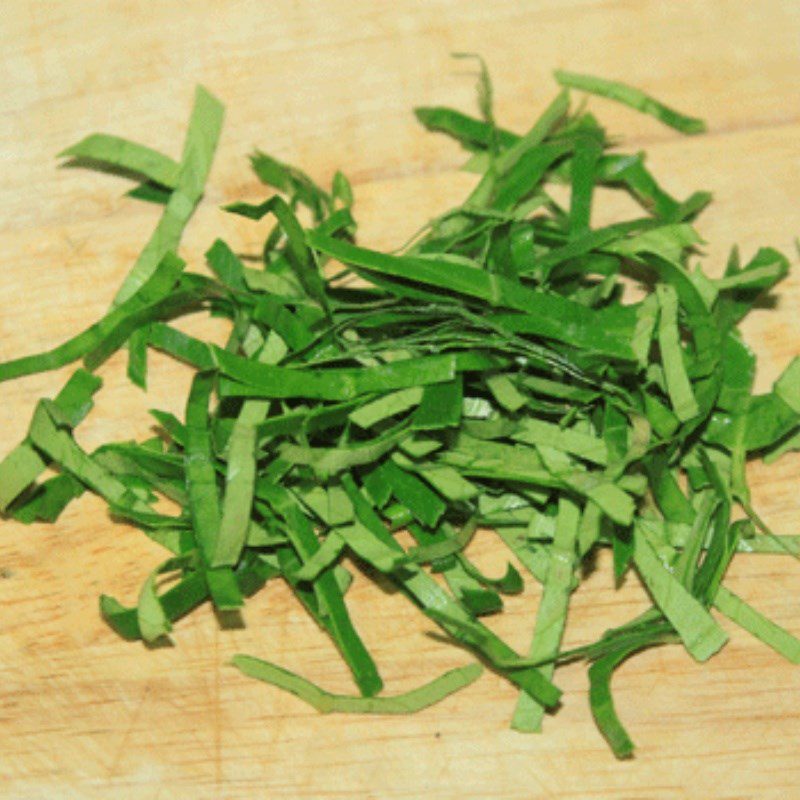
2,2 -> 799,798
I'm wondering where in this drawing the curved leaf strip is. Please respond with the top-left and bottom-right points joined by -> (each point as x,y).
232,655 -> 482,714
0,369 -> 102,511
112,86 -> 223,305
0,253 -> 186,383
59,133 -> 180,188
633,523 -> 728,661
554,70 -> 706,134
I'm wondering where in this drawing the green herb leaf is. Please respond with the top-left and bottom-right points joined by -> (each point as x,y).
554,70 -> 706,134
113,86 -> 223,305
633,524 -> 728,661
232,655 -> 482,713
59,134 -> 180,188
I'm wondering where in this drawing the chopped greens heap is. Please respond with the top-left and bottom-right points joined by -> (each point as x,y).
2,64 -> 799,758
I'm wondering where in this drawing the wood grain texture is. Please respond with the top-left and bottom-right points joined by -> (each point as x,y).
1,2 -> 800,798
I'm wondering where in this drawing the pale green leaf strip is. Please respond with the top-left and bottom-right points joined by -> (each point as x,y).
513,418 -> 608,466
631,294 -> 659,368
714,259 -> 789,291
736,534 -> 800,555
0,444 -> 49,513
512,497 -> 580,732
137,569 -> 173,643
232,655 -> 482,714
279,423 -> 408,479
113,86 -> 224,305
212,417 -> 258,567
0,369 -> 102,510
338,523 -> 409,573
394,457 -> 480,502
297,486 -> 354,527
59,133 -> 180,188
292,532 -> 347,582
775,357 -> 800,414
633,523 -> 728,661
485,374 -> 527,412
714,585 -> 800,664
656,283 -> 700,422
406,520 -> 477,564
554,70 -> 706,134
608,224 -> 702,263
578,502 -> 603,558
349,387 -> 424,429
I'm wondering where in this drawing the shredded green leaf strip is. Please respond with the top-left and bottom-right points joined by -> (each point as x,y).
112,86 -> 224,306
59,133 -> 180,189
588,647 -> 638,759
633,524 -> 728,661
512,497 -> 580,732
554,70 -> 706,134
213,414 -> 258,567
714,586 -> 800,664
136,567 -> 174,643
0,252 -> 186,383
0,369 -> 102,511
656,283 -> 700,422
232,655 -> 483,714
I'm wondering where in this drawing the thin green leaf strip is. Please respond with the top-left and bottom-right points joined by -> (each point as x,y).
232,655 -> 482,713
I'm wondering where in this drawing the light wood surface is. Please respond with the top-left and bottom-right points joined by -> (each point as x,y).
2,3 -> 800,798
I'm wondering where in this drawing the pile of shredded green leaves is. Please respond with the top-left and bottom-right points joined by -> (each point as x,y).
2,63 -> 800,758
